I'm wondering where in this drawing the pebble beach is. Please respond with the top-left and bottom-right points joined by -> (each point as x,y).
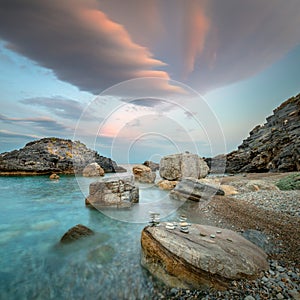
152,173 -> 300,300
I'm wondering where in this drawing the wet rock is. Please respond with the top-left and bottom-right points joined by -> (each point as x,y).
141,223 -> 268,290
82,162 -> 105,177
49,173 -> 60,180
60,224 -> 94,243
242,229 -> 279,254
85,176 -> 139,208
157,180 -> 177,190
226,94 -> 300,173
133,165 -> 156,183
87,245 -> 115,264
159,153 -> 209,181
170,177 -> 225,202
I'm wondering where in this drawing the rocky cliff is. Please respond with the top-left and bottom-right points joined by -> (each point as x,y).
226,93 -> 300,173
0,137 -> 124,175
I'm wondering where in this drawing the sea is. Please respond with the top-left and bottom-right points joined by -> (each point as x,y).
0,167 -> 202,300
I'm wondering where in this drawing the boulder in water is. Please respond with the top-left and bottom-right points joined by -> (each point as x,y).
159,153 -> 209,181
86,176 -> 139,208
82,162 -> 105,177
60,224 -> 94,243
133,165 -> 156,183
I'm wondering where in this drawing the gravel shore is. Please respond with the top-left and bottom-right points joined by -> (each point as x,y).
232,190 -> 300,217
153,173 -> 300,299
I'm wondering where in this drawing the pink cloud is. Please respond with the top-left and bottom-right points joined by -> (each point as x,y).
183,1 -> 210,77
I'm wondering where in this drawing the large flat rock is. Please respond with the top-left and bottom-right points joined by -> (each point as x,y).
141,223 -> 268,290
170,177 -> 225,201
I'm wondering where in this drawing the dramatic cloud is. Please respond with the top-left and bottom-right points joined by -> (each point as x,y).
186,0 -> 300,91
0,129 -> 39,140
0,0 -> 300,95
0,0 -> 171,94
0,114 -> 70,132
20,96 -> 88,120
182,0 -> 210,77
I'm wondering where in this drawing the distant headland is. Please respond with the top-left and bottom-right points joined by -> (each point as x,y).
0,137 -> 125,175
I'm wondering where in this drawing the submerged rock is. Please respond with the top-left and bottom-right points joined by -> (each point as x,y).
87,245 -> 115,264
141,223 -> 268,290
85,176 -> 139,208
132,165 -> 156,183
159,153 -> 209,181
170,177 -> 225,201
60,224 -> 94,243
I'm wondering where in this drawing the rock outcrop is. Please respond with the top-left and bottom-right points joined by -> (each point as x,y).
133,165 -> 156,183
85,176 -> 139,208
226,94 -> 300,173
141,224 -> 268,290
159,153 -> 209,181
82,162 -> 105,177
0,137 -> 123,175
170,177 -> 224,201
60,224 -> 94,243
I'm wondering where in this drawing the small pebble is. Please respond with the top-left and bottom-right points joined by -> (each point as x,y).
277,266 -> 286,272
276,292 -> 284,299
210,234 -> 216,238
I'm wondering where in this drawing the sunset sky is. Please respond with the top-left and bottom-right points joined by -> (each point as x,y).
0,0 -> 299,163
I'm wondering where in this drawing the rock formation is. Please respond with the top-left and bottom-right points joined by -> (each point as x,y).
85,176 -> 139,208
170,177 -> 224,201
0,137 -> 124,175
60,224 -> 94,243
143,160 -> 159,171
132,165 -> 156,183
226,93 -> 300,173
157,180 -> 178,190
49,173 -> 60,180
159,153 -> 209,181
82,162 -> 105,177
141,224 -> 268,290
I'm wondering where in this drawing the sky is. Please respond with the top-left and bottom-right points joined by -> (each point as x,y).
0,0 -> 299,163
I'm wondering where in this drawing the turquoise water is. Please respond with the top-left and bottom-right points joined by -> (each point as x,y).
0,174 -> 188,300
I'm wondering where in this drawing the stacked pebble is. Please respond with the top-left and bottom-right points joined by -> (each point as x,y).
151,260 -> 300,300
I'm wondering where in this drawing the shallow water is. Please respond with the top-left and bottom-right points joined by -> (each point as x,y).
0,172 -> 196,300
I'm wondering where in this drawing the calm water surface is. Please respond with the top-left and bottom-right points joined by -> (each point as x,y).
0,172 -> 190,300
